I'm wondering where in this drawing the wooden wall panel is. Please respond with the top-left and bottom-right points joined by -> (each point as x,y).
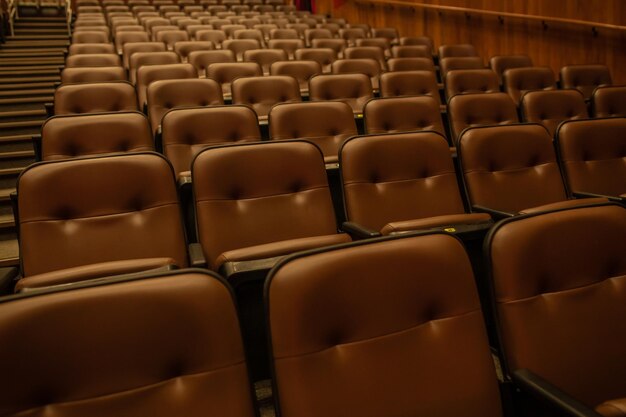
328,0 -> 626,83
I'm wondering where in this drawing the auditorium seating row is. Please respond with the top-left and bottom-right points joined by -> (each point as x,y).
2,203 -> 626,417
76,0 -> 289,10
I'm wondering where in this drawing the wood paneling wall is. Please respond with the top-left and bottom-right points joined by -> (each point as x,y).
320,0 -> 626,83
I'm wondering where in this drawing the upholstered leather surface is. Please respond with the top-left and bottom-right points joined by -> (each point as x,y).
188,49 -> 235,76
60,66 -> 127,84
379,70 -> 440,105
459,124 -> 567,214
294,48 -> 336,73
122,42 -> 166,69
18,153 -> 188,276
311,39 -> 347,58
557,118 -> 626,198
561,64 -> 612,100
503,66 -> 556,105
68,43 -> 116,55
521,89 -> 588,136
341,132 -> 472,231
0,272 -> 256,417
380,212 -> 491,235
518,197 -> 608,214
438,43 -> 477,58
269,60 -> 321,91
448,92 -> 519,145
363,96 -> 445,136
488,204 -> 626,408
232,75 -> 301,119
309,73 -> 373,113
192,141 -> 342,270
215,234 -> 351,269
445,69 -> 499,99
15,258 -> 177,291
332,59 -> 381,89
129,51 -> 181,84
269,101 -> 356,163
243,49 -> 288,74
593,86 -> 626,118
136,63 -> 197,107
386,57 -> 436,72
162,106 -> 261,177
72,30 -> 109,43
147,78 -> 223,133
206,62 -> 262,95
391,45 -> 431,58
173,41 -> 215,60
439,56 -> 484,77
489,55 -> 533,82
597,398 -> 626,417
54,82 -> 138,115
65,53 -> 122,68
344,46 -> 386,69
268,233 -> 502,417
222,39 -> 261,61
41,112 -> 153,160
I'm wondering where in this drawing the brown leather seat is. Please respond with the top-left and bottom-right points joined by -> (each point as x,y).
448,92 -> 519,146
363,96 -> 445,137
65,53 -> 122,68
60,66 -> 127,83
269,28 -> 299,39
439,56 -> 484,78
72,30 -> 110,43
129,51 -> 181,84
371,26 -> 398,44
173,40 -> 215,61
53,81 -> 138,115
317,23 -> 340,36
399,35 -> 434,49
560,64 -> 612,100
556,118 -> 626,201
391,45 -> 431,58
242,48 -> 288,75
309,73 -> 373,114
439,43 -> 478,58
154,29 -> 190,50
68,42 -> 116,55
136,63 -> 198,108
189,49 -> 236,77
592,85 -> 626,118
294,47 -> 336,73
341,131 -> 491,235
378,71 -> 440,107
115,25 -> 147,36
386,57 -> 436,72
267,232 -> 502,417
233,29 -> 265,46
192,141 -> 351,271
520,89 -> 589,137
222,39 -> 261,61
338,27 -> 366,46
231,75 -> 300,120
0,269 -> 258,416
268,101 -> 357,164
206,62 -> 262,97
222,24 -> 247,39
115,31 -> 150,54
331,58 -> 381,90
122,41 -> 166,69
304,28 -> 332,46
143,17 -> 171,33
15,153 -> 189,290
40,111 -> 153,160
311,38 -> 347,58
186,24 -> 214,39
485,203 -> 626,416
269,60 -> 321,93
161,105 -> 261,179
267,39 -> 304,59
489,54 -> 533,83
502,66 -> 557,105
445,69 -> 500,100
195,29 -> 227,47
344,45 -> 386,70
147,78 -> 224,133
458,123 -> 606,215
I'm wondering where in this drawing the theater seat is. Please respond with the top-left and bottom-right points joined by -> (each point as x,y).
560,64 -> 612,100
363,96 -> 445,137
556,118 -> 626,201
65,53 -> 122,68
53,81 -> 138,115
439,43 -> 478,58
520,89 -> 589,136
502,66 -> 557,105
161,105 -> 261,179
242,48 -> 288,74
121,41 -> 166,69
129,50 -> 181,84
592,85 -> 626,118
269,60 -> 321,94
294,47 -> 336,73
68,42 -> 116,55
188,49 -> 236,77
308,73 -> 373,114
489,54 -> 533,84
135,63 -> 198,108
486,203 -> 626,417
340,131 -> 490,236
206,62 -> 262,98
231,75 -> 301,120
0,269 -> 257,417
445,69 -> 500,100
191,141 -> 351,272
60,66 -> 127,83
439,56 -> 484,78
14,153 -> 189,291
39,111 -> 153,161
458,123 -> 606,217
386,57 -> 436,72
268,101 -> 357,164
379,70 -> 440,106
267,232 -> 502,417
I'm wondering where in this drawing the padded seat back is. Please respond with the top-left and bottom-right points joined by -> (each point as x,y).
486,204 -> 626,408
520,89 -> 589,137
65,53 -> 122,68
560,64 -> 612,100
0,270 -> 257,417
267,39 -> 304,59
371,27 -> 398,43
231,75 -> 301,118
391,45 -> 430,58
222,39 -> 261,61
445,69 -> 499,99
458,124 -> 567,213
269,60 -> 321,92
592,85 -> 626,118
68,43 -> 116,55
341,131 -> 466,231
136,63 -> 198,107
439,56 -> 483,78
60,66 -> 127,83
503,66 -> 557,105
72,30 -> 110,43
121,41 -> 166,69
192,141 -> 338,269
308,73 -> 373,113
363,96 -> 445,136
438,43 -> 478,58
188,50 -> 236,76
17,153 -> 188,277
294,47 -> 336,73
54,81 -> 138,115
386,57 -> 435,72
242,48 -> 288,74
41,111 -> 153,160
489,54 -> 533,83
115,31 -> 150,53
129,51 -> 181,84
173,40 -> 215,61
267,233 -> 502,417
206,62 -> 262,96
311,38 -> 347,58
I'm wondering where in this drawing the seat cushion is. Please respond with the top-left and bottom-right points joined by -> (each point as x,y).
16,258 -> 178,291
380,213 -> 492,235
215,234 -> 351,270
519,197 -> 608,214
597,398 -> 626,417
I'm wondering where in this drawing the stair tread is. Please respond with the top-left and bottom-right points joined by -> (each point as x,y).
0,167 -> 24,176
0,135 -> 33,143
0,120 -> 44,127
0,109 -> 46,117
0,77 -> 60,83
0,97 -> 53,104
0,66 -> 63,72
0,188 -> 16,200
0,89 -> 56,96
0,82 -> 56,90
0,150 -> 35,159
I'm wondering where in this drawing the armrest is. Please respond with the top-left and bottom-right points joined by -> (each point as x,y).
513,369 -> 604,417
341,221 -> 381,239
188,243 -> 207,267
0,267 -> 19,295
32,134 -> 42,162
154,125 -> 163,153
472,205 -> 516,219
573,191 -> 623,202
44,102 -> 54,118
